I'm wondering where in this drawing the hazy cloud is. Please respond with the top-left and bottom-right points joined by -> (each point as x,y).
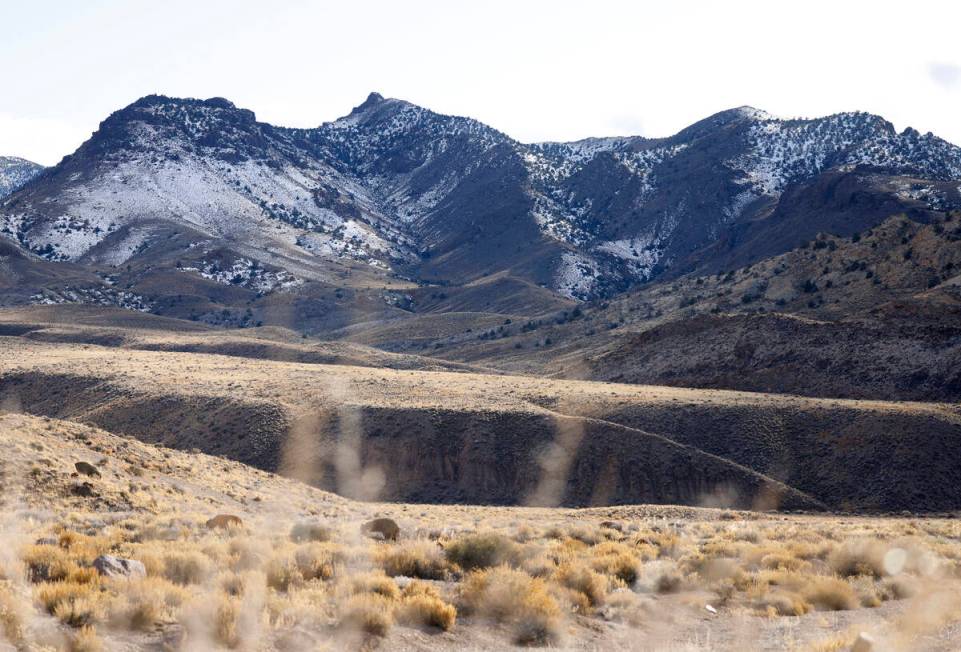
929,62 -> 961,90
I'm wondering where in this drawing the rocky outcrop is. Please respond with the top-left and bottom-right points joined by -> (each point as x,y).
93,555 -> 146,579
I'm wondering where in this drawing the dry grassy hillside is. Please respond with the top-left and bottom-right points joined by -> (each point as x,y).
3,413 -> 961,651
0,336 -> 820,511
582,304 -> 961,401
0,306 -> 485,374
417,214 -> 961,402
625,213 -> 961,323
2,333 -> 961,512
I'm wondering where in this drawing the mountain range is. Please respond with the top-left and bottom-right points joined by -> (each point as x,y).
3,93 -> 961,398
3,93 -> 960,313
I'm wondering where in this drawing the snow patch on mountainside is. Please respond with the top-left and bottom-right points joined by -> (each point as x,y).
317,99 -> 505,175
555,251 -> 600,300
723,188 -> 758,221
730,113 -> 961,196
296,219 -> 397,268
531,194 -> 591,246
595,236 -> 661,280
735,106 -> 777,121
0,157 -> 43,198
535,137 -> 634,166
371,171 -> 460,226
29,286 -> 152,311
90,228 -> 153,266
594,201 -> 683,282
615,144 -> 688,187
523,141 -> 690,256
180,257 -> 302,293
7,137 -> 413,270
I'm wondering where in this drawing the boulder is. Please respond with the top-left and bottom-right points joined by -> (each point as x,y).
206,514 -> 243,530
74,461 -> 101,478
93,555 -> 146,579
361,517 -> 400,541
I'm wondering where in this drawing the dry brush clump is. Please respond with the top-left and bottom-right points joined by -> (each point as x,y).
459,566 -> 563,646
443,531 -> 521,571
37,581 -> 106,628
589,541 -> 641,585
0,584 -> 27,645
108,576 -> 189,630
828,539 -> 890,578
802,576 -> 861,611
347,570 -> 401,601
396,582 -> 457,631
339,593 -> 394,636
335,575 -> 458,637
161,549 -> 212,585
377,540 -> 449,580
289,521 -> 334,543
5,498 -> 961,650
554,561 -> 609,608
69,625 -> 104,652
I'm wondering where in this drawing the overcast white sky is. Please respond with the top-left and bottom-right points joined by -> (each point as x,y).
2,0 -> 960,165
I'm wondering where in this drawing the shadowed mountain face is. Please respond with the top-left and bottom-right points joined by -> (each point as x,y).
1,94 -> 960,327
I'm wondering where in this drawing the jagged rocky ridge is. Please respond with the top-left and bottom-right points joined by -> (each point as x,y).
2,94 -> 961,307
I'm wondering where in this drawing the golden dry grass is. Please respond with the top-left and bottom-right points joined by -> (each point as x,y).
377,540 -> 449,580
3,412 -> 961,650
395,592 -> 457,632
459,566 -> 563,645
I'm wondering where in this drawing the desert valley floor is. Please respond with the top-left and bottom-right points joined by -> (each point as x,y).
1,307 -> 961,651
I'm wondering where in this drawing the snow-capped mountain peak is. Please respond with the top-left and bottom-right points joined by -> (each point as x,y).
2,94 -> 960,311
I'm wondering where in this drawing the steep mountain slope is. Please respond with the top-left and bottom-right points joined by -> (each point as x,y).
586,305 -> 961,401
0,97 -> 413,274
0,156 -> 43,198
302,93 -> 548,286
2,94 -> 959,322
577,213 -> 961,400
524,109 -> 961,295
